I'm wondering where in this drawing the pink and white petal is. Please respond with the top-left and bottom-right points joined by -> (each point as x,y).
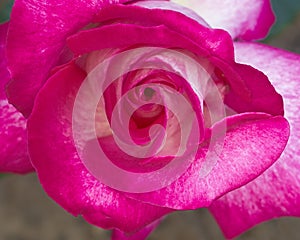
6,0 -> 129,117
112,219 -> 161,240
172,0 -> 275,40
92,3 -> 234,61
68,18 -> 283,117
209,43 -> 300,238
0,22 -> 33,174
70,17 -> 233,61
27,62 -> 172,233
132,0 -> 209,27
126,113 -> 289,209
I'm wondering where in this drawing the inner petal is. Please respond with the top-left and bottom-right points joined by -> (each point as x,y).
78,47 -> 219,175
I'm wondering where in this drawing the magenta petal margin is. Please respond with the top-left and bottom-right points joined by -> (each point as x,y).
0,22 -> 33,174
6,0 -> 130,117
209,42 -> 300,239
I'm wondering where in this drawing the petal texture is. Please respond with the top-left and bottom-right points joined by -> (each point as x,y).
6,0 -> 129,117
224,62 -> 284,116
72,4 -> 234,61
27,62 -> 171,233
172,0 -> 275,40
209,42 -> 300,238
68,3 -> 283,117
0,22 -> 33,174
126,113 -> 289,209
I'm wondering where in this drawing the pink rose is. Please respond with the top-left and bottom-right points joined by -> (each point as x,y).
0,1 -> 299,239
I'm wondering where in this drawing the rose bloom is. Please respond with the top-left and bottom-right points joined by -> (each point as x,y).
0,0 -> 300,239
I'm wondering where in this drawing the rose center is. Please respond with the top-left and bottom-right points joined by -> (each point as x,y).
143,87 -> 156,101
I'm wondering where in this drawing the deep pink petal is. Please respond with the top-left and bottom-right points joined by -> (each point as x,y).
112,220 -> 160,240
27,62 -> 172,233
68,13 -> 283,117
68,24 -> 224,61
209,42 -> 300,238
224,62 -> 284,116
6,0 -> 129,117
172,0 -> 275,40
0,22 -> 33,174
0,22 -> 9,100
92,3 -> 234,61
126,113 -> 289,209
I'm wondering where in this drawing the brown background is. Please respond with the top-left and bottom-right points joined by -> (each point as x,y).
1,12 -> 300,240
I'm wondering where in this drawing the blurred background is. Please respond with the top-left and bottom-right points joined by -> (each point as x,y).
1,0 -> 300,239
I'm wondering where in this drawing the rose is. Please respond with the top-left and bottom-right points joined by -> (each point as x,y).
1,0 -> 298,238
0,1 -> 299,240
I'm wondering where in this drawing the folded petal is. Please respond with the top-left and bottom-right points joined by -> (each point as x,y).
0,22 -> 33,174
125,1 -> 232,60
209,42 -> 300,238
224,62 -> 284,116
112,219 -> 160,240
70,14 -> 233,61
172,0 -> 275,40
69,5 -> 283,117
27,62 -> 172,233
6,0 -> 129,117
126,113 -> 289,209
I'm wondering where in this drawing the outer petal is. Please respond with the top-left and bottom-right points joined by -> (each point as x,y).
6,0 -> 129,117
27,62 -> 172,233
172,0 -> 275,40
112,220 -> 160,240
0,22 -> 33,174
209,43 -> 300,238
126,113 -> 289,209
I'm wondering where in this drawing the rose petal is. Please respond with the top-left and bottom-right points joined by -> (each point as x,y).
209,42 -> 300,238
126,112 -> 289,209
90,3 -> 281,116
27,62 -> 172,232
90,4 -> 234,61
224,62 -> 284,116
6,0 -> 130,117
0,22 -> 9,100
68,13 -> 283,117
133,0 -> 209,27
0,22 -> 33,174
172,0 -> 275,40
112,219 -> 160,240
